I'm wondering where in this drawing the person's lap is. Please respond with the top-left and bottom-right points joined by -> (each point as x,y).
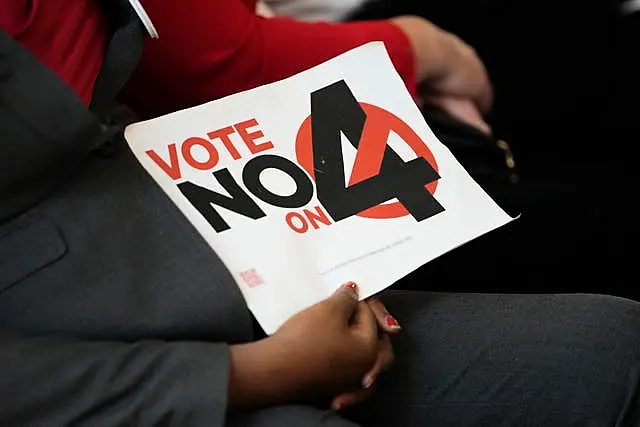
227,291 -> 640,426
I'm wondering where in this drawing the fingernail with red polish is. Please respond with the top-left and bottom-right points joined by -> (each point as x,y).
345,282 -> 358,292
339,282 -> 358,300
385,315 -> 401,329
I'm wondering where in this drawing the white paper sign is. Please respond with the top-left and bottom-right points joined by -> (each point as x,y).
124,42 -> 513,334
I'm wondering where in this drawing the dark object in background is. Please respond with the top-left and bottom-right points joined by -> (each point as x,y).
421,105 -> 520,215
352,0 -> 639,300
350,0 -> 619,172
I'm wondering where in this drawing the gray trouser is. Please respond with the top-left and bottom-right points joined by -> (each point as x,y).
227,292 -> 640,426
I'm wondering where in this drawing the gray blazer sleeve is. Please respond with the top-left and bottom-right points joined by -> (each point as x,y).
0,335 -> 230,427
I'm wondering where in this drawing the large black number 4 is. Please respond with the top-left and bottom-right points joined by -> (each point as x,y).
310,80 -> 445,222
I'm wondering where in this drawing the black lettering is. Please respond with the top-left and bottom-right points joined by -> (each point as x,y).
310,80 -> 444,221
243,154 -> 314,208
178,168 -> 266,233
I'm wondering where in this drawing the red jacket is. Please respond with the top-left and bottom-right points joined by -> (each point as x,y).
1,0 -> 416,116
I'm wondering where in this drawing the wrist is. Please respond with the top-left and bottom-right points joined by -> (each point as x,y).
228,337 -> 304,410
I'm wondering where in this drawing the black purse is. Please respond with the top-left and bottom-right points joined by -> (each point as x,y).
421,106 -> 519,214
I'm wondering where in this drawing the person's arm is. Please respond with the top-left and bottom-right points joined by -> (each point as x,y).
0,335 -> 232,426
122,0 -> 416,117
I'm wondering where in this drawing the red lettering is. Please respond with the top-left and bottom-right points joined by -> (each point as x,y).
285,212 -> 308,234
285,206 -> 332,233
303,205 -> 332,229
181,137 -> 219,170
146,144 -> 182,180
208,126 -> 241,160
147,118 -> 274,180
235,119 -> 274,154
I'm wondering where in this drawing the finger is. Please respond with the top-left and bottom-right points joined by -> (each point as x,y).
331,387 -> 375,411
426,95 -> 492,135
362,334 -> 395,388
475,79 -> 494,116
325,282 -> 359,323
351,300 -> 378,339
366,297 -> 401,334
460,44 -> 494,114
426,95 -> 490,134
460,109 -> 491,136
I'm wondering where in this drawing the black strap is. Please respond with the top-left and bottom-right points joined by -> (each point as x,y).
0,1 -> 145,221
90,1 -> 145,119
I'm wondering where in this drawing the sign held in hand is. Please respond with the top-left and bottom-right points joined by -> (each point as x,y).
125,43 -> 513,334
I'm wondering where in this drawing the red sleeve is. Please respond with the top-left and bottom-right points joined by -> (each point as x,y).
0,0 -> 107,106
123,0 -> 416,118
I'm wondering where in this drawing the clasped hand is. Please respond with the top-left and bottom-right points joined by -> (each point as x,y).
273,283 -> 401,411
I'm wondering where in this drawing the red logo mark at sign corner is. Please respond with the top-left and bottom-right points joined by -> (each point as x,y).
295,103 -> 439,220
240,269 -> 265,288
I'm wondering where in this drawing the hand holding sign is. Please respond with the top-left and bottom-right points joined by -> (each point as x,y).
331,294 -> 400,411
228,283 -> 393,409
125,43 -> 513,334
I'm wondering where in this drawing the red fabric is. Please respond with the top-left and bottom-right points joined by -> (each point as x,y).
0,0 -> 416,115
124,0 -> 416,117
0,0 -> 108,106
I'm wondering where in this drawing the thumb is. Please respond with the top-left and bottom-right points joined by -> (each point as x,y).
326,282 -> 360,321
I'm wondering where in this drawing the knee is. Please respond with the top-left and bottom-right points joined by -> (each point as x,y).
569,293 -> 640,327
531,293 -> 640,363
